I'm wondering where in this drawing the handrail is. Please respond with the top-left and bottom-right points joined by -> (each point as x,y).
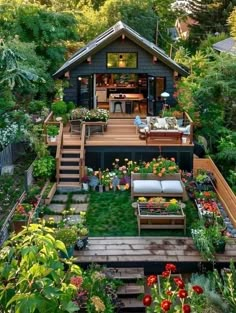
55,122 -> 63,184
79,123 -> 86,181
43,111 -> 54,143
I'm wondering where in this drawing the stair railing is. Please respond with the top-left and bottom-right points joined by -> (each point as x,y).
79,123 -> 86,181
183,111 -> 193,144
55,122 -> 64,184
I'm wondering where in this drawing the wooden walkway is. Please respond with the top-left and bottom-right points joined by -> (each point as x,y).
74,236 -> 236,267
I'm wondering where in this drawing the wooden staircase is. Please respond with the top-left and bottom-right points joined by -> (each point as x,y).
109,267 -> 145,312
56,124 -> 86,188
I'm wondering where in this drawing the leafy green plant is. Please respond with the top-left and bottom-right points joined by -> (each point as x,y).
0,224 -> 82,313
47,124 -> 59,137
213,260 -> 236,312
51,100 -> 67,116
54,228 -> 78,247
33,156 -> 55,179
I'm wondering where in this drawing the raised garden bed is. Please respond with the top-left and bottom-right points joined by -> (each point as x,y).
137,202 -> 186,235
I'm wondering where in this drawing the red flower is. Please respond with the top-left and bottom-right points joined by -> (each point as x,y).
182,304 -> 191,313
161,299 -> 172,311
174,277 -> 185,288
192,285 -> 204,294
162,270 -> 170,278
147,275 -> 157,286
178,289 -> 188,298
165,263 -> 176,273
143,294 -> 152,306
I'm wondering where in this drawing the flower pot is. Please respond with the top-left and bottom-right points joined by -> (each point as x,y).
75,236 -> 88,250
105,185 -> 110,191
82,183 -> 89,191
99,184 -> 103,192
214,240 -> 226,254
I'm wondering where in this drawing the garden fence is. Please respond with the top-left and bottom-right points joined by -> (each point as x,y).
0,192 -> 25,247
0,143 -> 27,172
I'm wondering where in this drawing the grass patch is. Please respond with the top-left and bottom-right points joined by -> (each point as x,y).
87,191 -> 199,237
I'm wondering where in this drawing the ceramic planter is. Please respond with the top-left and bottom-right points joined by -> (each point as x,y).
75,236 -> 88,250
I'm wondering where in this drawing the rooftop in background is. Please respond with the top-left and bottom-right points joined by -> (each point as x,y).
175,16 -> 198,40
213,37 -> 236,55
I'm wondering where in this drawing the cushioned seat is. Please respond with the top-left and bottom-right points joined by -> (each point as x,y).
161,180 -> 184,193
133,180 -> 162,193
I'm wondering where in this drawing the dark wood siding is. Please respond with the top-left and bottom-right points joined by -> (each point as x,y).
63,38 -> 175,105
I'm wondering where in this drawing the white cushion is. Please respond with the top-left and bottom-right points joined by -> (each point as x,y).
178,124 -> 191,135
161,180 -> 183,193
157,117 -> 167,128
133,180 -> 162,193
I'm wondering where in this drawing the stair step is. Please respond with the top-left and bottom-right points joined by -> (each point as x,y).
109,267 -> 144,280
120,298 -> 145,310
59,166 -> 80,170
59,174 -> 80,178
62,149 -> 81,154
117,283 -> 144,295
61,158 -> 80,162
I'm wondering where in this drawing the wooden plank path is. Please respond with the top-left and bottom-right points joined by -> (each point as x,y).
74,236 -> 236,264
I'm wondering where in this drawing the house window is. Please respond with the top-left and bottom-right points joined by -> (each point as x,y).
107,53 -> 137,68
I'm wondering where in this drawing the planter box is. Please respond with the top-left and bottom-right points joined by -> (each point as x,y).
44,183 -> 57,205
11,220 -> 28,234
137,202 -> 186,235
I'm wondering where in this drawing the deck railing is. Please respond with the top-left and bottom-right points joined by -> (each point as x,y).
193,157 -> 236,227
55,122 -> 64,184
79,123 -> 86,181
183,112 -> 193,144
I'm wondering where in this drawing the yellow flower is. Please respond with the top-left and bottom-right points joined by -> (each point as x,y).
91,296 -> 105,312
170,198 -> 178,204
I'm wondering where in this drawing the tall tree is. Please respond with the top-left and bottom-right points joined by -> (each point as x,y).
186,0 -> 236,51
228,7 -> 236,38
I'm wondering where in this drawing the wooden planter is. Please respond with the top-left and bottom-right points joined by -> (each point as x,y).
11,220 -> 28,234
44,183 -> 57,205
137,202 -> 186,235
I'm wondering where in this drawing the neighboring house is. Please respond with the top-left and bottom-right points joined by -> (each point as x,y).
175,17 -> 197,40
212,37 -> 236,55
53,21 -> 188,116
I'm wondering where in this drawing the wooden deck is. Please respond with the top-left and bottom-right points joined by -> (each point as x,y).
74,236 -> 236,271
63,118 -> 193,147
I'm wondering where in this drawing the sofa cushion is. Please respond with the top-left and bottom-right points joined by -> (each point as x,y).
161,180 -> 183,193
133,180 -> 162,193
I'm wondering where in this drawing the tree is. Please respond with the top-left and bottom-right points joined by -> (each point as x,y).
228,7 -> 236,38
186,0 -> 236,51
0,3 -> 79,74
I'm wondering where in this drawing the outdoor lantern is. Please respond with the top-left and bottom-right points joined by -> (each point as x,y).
161,91 -> 170,105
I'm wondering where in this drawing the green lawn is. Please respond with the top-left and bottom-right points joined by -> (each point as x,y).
86,190 -> 199,237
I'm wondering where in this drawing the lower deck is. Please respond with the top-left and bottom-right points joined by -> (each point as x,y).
74,236 -> 236,273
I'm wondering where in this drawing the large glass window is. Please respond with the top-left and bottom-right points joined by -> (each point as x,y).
107,53 -> 137,68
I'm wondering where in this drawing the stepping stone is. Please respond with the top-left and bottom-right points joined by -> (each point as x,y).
44,215 -> 62,223
72,194 -> 89,203
69,203 -> 88,213
48,204 -> 65,213
51,194 -> 68,203
66,215 -> 81,225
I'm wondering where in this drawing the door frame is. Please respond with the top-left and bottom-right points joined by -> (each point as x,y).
77,75 -> 94,109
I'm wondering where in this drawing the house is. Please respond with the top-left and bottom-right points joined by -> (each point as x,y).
175,16 -> 198,40
50,21 -> 194,184
212,37 -> 236,55
53,21 -> 188,116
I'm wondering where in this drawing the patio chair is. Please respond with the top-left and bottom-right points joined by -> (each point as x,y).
134,116 -> 148,134
69,119 -> 82,136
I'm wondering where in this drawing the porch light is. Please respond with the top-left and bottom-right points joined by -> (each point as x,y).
161,91 -> 170,105
153,56 -> 158,63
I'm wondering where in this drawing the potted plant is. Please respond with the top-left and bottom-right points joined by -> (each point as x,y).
81,175 -> 90,191
118,176 -> 129,191
54,228 -> 78,258
47,125 -> 59,142
11,203 -> 33,233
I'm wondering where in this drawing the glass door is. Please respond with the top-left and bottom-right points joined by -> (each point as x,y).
77,75 -> 94,109
147,76 -> 155,115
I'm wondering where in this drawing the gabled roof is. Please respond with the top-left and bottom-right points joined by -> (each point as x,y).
213,37 -> 236,55
53,21 -> 189,78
